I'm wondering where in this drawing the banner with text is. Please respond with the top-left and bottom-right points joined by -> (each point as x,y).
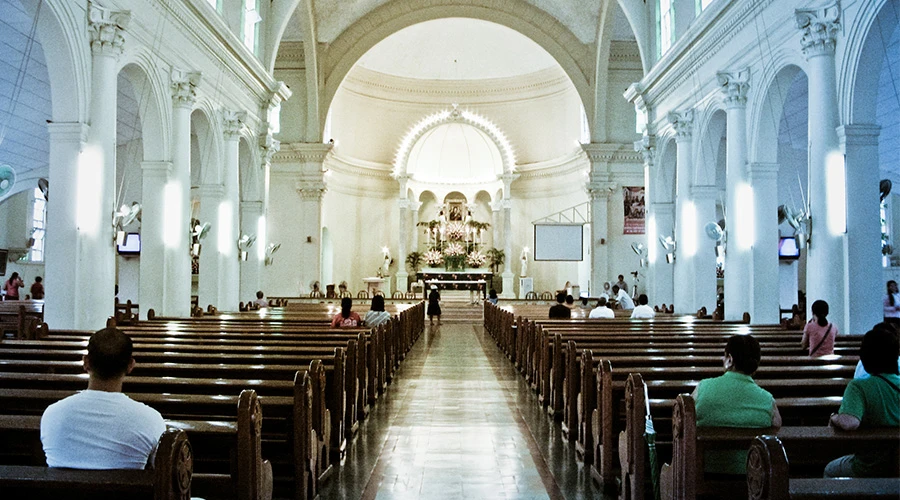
623,186 -> 645,235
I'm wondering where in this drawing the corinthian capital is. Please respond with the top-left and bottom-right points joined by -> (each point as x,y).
88,3 -> 130,57
717,69 -> 750,108
222,110 -> 246,140
633,135 -> 656,166
795,3 -> 841,58
260,135 -> 280,165
171,70 -> 201,108
667,110 -> 694,140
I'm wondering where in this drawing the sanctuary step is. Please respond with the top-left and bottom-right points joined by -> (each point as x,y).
433,291 -> 484,324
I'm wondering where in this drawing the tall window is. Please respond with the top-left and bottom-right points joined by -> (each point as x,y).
697,0 -> 715,13
30,187 -> 46,262
205,0 -> 218,10
242,0 -> 262,55
658,0 -> 675,56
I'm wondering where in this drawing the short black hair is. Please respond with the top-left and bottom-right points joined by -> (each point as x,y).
861,328 -> 900,375
35,276 -> 42,283
612,285 -> 620,294
725,334 -> 761,375
597,297 -> 607,307
638,294 -> 649,305
556,292 -> 566,303
86,328 -> 133,380
256,291 -> 264,299
370,295 -> 385,312
565,295 -> 574,305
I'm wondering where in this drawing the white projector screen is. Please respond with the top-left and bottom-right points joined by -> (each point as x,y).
534,224 -> 583,261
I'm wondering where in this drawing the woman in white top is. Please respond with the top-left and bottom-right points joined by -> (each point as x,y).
883,280 -> 900,324
363,295 -> 392,328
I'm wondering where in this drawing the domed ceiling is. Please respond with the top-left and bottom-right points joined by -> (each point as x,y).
407,122 -> 504,184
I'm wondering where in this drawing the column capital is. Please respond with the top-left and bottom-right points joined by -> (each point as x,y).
691,185 -> 718,200
196,184 -> 224,198
409,200 -> 422,212
633,135 -> 656,166
668,110 -> 694,140
222,110 -> 246,140
717,69 -> 750,108
652,202 -> 675,215
585,182 -> 617,200
491,200 -> 503,212
88,4 -> 130,57
837,123 -> 881,146
240,200 -> 263,213
296,181 -> 326,201
501,199 -> 512,210
796,3 -> 841,58
47,122 -> 90,143
140,161 -> 172,176
398,198 -> 410,210
171,70 -> 201,108
748,162 -> 780,181
260,135 -> 280,165
500,173 -> 520,185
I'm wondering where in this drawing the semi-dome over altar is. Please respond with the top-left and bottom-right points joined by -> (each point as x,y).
407,122 -> 504,184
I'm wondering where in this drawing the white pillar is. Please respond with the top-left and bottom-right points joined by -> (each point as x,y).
45,123 -> 89,328
693,186 -> 718,312
635,136 -> 656,302
410,201 -> 422,252
196,185 -> 223,309
500,173 -> 519,298
670,110 -> 695,313
749,163 -> 780,324
73,6 -> 131,329
164,70 -> 200,317
491,201 -> 502,250
239,201 -> 263,301
139,161 -> 170,318
651,202 -> 675,305
717,69 -> 752,321
797,4 -> 846,333
220,111 -> 244,311
292,143 -> 330,292
583,144 -> 614,296
397,198 -> 409,293
840,124 -> 882,333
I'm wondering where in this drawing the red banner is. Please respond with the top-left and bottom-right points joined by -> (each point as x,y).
623,186 -> 645,235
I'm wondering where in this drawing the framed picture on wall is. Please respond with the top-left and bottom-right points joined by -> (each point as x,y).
448,200 -> 465,221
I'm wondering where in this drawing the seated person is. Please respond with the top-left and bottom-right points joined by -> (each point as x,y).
254,290 -> 269,308
565,294 -> 575,308
854,322 -> 900,379
41,328 -> 166,469
589,297 -> 615,319
578,297 -> 592,310
826,328 -> 900,478
691,334 -> 781,474
487,289 -> 499,305
630,294 -> 656,319
549,292 -> 571,319
801,300 -> 837,357
613,285 -> 634,310
363,295 -> 392,328
332,297 -> 362,328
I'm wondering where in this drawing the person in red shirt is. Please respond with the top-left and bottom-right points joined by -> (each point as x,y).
331,297 -> 361,328
3,272 -> 23,300
30,276 -> 44,300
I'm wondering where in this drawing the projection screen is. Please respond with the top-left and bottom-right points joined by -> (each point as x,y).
533,224 -> 583,261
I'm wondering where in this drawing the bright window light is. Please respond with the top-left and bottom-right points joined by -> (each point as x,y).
257,215 -> 266,261
647,215 -> 657,264
826,152 -> 847,235
635,105 -> 647,134
218,201 -> 233,256
659,0 -> 674,55
736,183 -> 755,250
579,105 -> 590,144
31,188 -> 46,262
242,0 -> 261,53
76,147 -> 102,237
683,201 -> 697,258
699,0 -> 715,11
268,102 -> 280,135
163,182 -> 182,249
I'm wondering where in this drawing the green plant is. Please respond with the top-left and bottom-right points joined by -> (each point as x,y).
406,251 -> 423,273
487,247 -> 505,273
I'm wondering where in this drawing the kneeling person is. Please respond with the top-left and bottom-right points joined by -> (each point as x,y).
41,328 -> 166,469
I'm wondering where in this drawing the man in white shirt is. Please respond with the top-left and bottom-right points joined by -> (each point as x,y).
589,297 -> 616,319
254,290 -> 269,308
41,328 -> 166,469
613,285 -> 634,310
631,294 -> 656,319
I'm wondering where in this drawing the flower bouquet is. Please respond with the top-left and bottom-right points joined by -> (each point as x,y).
423,249 -> 444,267
467,250 -> 487,268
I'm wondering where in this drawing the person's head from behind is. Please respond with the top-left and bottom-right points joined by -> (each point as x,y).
370,294 -> 385,312
565,295 -> 574,305
35,276 -> 42,283
638,294 -> 649,306
811,300 -> 829,327
489,289 -> 497,299
597,297 -> 608,308
9,272 -> 18,282
556,292 -> 566,304
581,297 -> 589,306
618,274 -> 624,282
724,334 -> 761,375
341,297 -> 353,318
612,285 -> 620,295
85,328 -> 134,381
860,328 -> 900,376
256,290 -> 264,299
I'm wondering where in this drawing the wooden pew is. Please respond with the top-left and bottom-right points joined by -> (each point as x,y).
0,302 -> 42,340
746,436 -> 900,500
0,427 -> 192,500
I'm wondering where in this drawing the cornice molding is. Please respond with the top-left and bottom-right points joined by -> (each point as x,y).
581,143 -> 644,164
274,41 -> 305,70
272,142 -> 333,164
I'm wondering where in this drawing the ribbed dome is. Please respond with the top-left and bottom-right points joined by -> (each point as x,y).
407,123 -> 503,183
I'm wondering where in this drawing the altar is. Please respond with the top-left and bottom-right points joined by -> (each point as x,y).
417,270 -> 492,299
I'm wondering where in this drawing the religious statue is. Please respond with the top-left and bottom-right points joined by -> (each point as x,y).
520,248 -> 529,277
382,247 -> 391,277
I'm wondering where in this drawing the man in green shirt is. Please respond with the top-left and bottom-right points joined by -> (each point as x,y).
826,328 -> 900,478
691,334 -> 782,474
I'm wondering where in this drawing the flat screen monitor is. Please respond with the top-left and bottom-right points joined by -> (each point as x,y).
778,236 -> 800,260
0,249 -> 6,276
117,233 -> 141,255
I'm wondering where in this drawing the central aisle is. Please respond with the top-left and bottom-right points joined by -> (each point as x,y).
318,320 -> 604,500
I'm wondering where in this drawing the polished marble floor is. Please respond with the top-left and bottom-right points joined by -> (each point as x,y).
317,320 -> 608,499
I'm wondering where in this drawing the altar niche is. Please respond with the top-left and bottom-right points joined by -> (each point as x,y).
418,202 -> 491,273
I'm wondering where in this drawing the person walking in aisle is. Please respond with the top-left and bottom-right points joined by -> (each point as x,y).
427,285 -> 442,325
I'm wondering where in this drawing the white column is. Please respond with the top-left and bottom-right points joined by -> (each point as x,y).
500,173 -> 519,298
74,6 -> 130,329
717,69 -> 752,321
692,186 -> 718,312
292,143 -> 331,292
840,124 -> 882,333
196,185 -> 223,309
749,162 -> 780,324
239,200 -> 263,301
797,4 -> 846,332
45,123 -> 89,329
164,70 -> 200,317
635,136 -> 656,302
651,202 -> 675,305
139,161 -> 170,318
410,201 -> 422,252
397,197 -> 409,293
219,111 -> 244,311
670,110 -> 695,312
491,201 -> 502,250
583,144 -> 614,296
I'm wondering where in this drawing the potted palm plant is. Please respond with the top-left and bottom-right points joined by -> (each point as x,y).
487,247 -> 505,292
406,251 -> 423,274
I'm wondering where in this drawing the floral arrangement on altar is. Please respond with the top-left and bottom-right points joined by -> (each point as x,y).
423,249 -> 444,267
415,206 -> 492,271
445,222 -> 467,241
467,250 -> 487,268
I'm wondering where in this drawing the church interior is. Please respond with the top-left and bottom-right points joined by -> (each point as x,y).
0,0 -> 898,498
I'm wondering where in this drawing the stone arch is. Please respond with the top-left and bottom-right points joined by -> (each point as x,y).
190,106 -> 223,186
693,104 -> 727,188
118,60 -> 169,163
322,1 -> 593,133
31,0 -> 89,123
842,0 -> 899,124
238,134 -> 260,202
654,134 -> 677,204
395,107 -> 516,177
750,63 -> 807,165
